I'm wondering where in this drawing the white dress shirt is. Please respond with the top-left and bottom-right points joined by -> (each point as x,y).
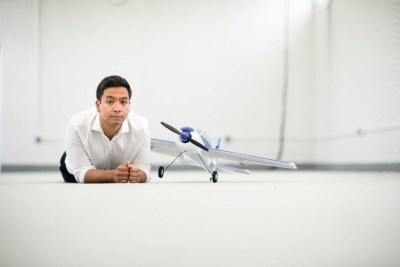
65,108 -> 151,183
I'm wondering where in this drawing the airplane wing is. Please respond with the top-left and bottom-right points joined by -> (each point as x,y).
203,148 -> 297,170
150,138 -> 182,157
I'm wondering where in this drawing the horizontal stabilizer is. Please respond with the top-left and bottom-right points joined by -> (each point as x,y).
216,164 -> 251,175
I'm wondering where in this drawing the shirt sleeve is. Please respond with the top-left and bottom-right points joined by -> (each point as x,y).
131,121 -> 152,182
65,123 -> 96,183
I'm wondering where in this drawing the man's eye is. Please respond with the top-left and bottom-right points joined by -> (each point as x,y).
122,101 -> 128,105
107,101 -> 113,104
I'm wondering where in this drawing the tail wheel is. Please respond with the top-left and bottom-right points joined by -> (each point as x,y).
158,166 -> 164,178
212,171 -> 218,183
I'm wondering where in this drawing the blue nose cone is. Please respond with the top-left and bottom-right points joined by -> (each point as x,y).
180,132 -> 190,143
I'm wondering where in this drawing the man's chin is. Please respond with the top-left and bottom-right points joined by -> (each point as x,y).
109,119 -> 124,126
110,116 -> 125,122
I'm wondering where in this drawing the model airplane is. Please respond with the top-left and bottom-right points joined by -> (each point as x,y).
151,122 -> 297,183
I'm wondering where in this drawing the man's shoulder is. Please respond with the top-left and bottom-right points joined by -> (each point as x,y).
127,112 -> 149,128
69,108 -> 97,127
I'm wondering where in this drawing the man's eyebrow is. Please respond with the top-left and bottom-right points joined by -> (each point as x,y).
105,96 -> 129,100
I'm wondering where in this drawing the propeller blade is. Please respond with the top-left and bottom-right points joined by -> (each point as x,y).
161,121 -> 209,151
161,122 -> 181,135
189,138 -> 209,152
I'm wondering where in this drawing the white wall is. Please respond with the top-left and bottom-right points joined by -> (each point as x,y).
313,0 -> 400,164
0,0 -> 46,165
0,0 -> 398,167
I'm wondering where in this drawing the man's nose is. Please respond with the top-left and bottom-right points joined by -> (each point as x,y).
113,103 -> 122,112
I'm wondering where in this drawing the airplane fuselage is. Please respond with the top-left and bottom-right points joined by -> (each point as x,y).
174,131 -> 215,174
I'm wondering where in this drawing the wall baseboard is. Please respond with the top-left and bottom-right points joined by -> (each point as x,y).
1,163 -> 400,172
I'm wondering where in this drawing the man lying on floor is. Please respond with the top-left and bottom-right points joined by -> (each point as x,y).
59,75 -> 151,183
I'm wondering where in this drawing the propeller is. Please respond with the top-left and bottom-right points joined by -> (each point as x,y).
161,122 -> 209,152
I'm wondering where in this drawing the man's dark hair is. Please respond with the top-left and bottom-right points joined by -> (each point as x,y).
96,75 -> 132,101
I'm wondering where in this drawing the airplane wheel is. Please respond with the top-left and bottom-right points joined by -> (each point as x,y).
212,171 -> 218,183
158,166 -> 164,178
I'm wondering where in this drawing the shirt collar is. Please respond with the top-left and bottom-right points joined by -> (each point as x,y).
92,113 -> 130,134
119,119 -> 130,134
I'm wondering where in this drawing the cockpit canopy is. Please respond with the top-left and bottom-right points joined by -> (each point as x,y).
196,129 -> 212,149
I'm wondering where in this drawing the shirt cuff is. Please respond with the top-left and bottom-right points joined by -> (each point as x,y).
75,166 -> 96,183
138,166 -> 151,183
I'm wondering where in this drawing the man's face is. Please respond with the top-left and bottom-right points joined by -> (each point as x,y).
95,87 -> 130,128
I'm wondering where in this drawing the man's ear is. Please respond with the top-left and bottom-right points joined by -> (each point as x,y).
95,100 -> 101,112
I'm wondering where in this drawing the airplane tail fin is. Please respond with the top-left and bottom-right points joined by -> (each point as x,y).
215,164 -> 250,175
215,137 -> 221,150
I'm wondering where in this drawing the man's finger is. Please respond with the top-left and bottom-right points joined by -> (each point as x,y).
129,173 -> 140,182
128,165 -> 140,171
130,177 -> 139,183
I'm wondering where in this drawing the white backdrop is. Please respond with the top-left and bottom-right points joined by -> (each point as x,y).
0,0 -> 399,166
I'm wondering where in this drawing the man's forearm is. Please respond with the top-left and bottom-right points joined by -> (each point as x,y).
84,169 -> 115,183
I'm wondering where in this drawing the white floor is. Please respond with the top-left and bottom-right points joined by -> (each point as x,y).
0,170 -> 399,267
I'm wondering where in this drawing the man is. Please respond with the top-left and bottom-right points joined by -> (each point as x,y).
59,75 -> 151,183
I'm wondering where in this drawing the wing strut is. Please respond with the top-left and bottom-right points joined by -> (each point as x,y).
197,154 -> 212,175
165,152 -> 183,171
158,152 -> 184,178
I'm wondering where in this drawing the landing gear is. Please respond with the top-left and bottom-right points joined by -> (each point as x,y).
158,166 -> 164,178
212,171 -> 218,183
